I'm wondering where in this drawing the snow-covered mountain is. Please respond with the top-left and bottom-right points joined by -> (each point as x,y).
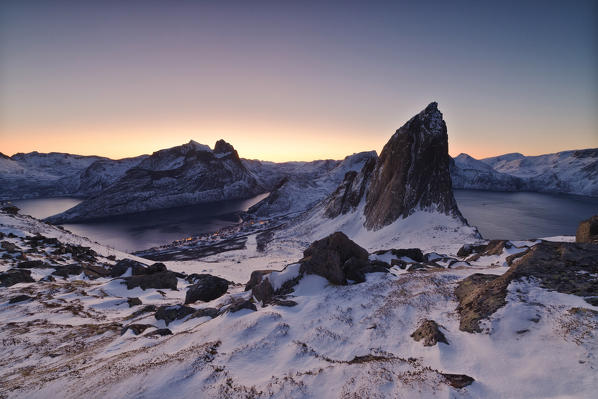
451,149 -> 598,196
247,151 -> 378,218
0,151 -> 148,200
47,140 -> 266,223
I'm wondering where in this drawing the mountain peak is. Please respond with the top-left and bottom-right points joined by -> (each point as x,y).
214,139 -> 236,154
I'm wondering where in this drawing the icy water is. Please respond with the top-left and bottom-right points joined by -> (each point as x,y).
13,191 -> 598,252
454,190 -> 598,240
13,194 -> 269,252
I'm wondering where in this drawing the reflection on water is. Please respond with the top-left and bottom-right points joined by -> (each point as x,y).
14,193 -> 269,252
13,191 -> 598,252
454,190 -> 598,240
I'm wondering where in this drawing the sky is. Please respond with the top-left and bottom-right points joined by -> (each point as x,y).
0,0 -> 597,162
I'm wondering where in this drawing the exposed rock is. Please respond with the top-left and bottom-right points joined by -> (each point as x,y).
9,294 -> 34,304
1,241 -> 19,253
576,215 -> 598,244
155,305 -> 196,325
147,262 -> 167,274
123,271 -> 178,291
325,156 -> 377,218
466,240 -> 512,261
130,304 -> 157,318
251,278 -> 275,303
190,307 -> 219,319
410,319 -> 449,346
144,328 -> 173,337
17,260 -> 53,269
299,232 -> 370,285
52,264 -> 83,278
442,373 -> 475,389
256,230 -> 275,253
456,241 -> 598,333
245,270 -> 274,291
457,243 -> 487,258
226,299 -> 257,313
364,102 -> 464,230
0,269 -> 35,287
374,248 -> 425,263
184,274 -> 229,304
82,264 -> 111,279
2,205 -> 19,215
110,258 -> 148,277
121,324 -> 154,335
127,297 -> 142,307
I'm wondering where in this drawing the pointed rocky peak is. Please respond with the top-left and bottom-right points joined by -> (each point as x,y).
214,139 -> 235,154
363,102 -> 464,230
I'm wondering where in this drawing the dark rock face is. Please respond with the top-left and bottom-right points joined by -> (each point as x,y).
155,305 -> 195,325
110,258 -> 148,277
325,157 -> 377,218
213,139 -> 237,156
456,241 -> 598,332
123,271 -> 178,291
410,319 -> 449,346
9,294 -> 34,304
363,102 -> 463,230
121,324 -> 154,335
442,373 -> 475,389
127,297 -> 142,307
299,232 -> 371,285
184,274 -> 229,304
576,215 -> 598,244
0,269 -> 35,287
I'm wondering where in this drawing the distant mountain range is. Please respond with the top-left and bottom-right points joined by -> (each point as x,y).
1,135 -> 596,222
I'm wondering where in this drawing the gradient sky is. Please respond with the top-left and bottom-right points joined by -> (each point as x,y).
1,0 -> 597,162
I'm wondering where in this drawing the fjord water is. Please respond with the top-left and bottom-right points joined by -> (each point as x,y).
14,194 -> 269,252
14,191 -> 598,251
454,190 -> 598,240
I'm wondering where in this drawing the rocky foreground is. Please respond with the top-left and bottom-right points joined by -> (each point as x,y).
1,209 -> 597,398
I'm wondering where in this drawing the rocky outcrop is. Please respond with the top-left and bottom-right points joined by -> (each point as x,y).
456,241 -> 598,332
184,274 -> 229,304
411,319 -> 449,346
363,102 -> 463,230
123,271 -> 178,291
47,140 -> 265,223
155,305 -> 195,325
324,156 -> 376,218
576,215 -> 598,244
0,269 -> 35,287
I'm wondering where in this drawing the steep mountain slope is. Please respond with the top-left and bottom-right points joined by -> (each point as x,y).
47,140 -> 266,223
248,151 -> 378,217
277,102 -> 479,252
450,149 -> 598,196
450,153 -> 526,192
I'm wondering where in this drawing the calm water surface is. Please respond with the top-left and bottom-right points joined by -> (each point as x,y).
14,194 -> 268,252
13,191 -> 598,251
454,190 -> 598,240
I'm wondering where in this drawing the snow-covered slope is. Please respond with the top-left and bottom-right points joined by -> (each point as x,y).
451,149 -> 598,197
47,140 -> 266,223
248,151 -> 378,218
0,151 -> 147,200
1,209 -> 596,399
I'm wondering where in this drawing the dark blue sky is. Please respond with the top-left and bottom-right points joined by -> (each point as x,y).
1,0 -> 596,160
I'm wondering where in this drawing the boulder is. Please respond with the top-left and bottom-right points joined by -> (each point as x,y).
184,274 -> 229,304
245,270 -> 274,291
0,269 -> 35,287
410,319 -> 449,346
299,232 -> 370,285
110,258 -> 148,277
576,215 -> 598,244
442,373 -> 475,389
123,271 -> 178,290
52,264 -> 83,278
155,305 -> 195,325
144,328 -> 173,337
127,297 -> 142,307
226,299 -> 257,313
190,307 -> 219,319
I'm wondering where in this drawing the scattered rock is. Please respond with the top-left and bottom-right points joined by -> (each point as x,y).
1,241 -> 19,253
121,324 -> 154,335
127,297 -> 142,307
52,264 -> 83,278
410,319 -> 449,346
225,300 -> 257,313
9,294 -> 34,304
130,304 -> 157,318
123,271 -> 178,290
0,269 -> 35,287
144,328 -> 172,337
576,215 -> 598,244
191,307 -> 219,319
456,241 -> 598,333
155,305 -> 195,325
17,260 -> 53,269
184,274 -> 229,304
442,373 -> 475,389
